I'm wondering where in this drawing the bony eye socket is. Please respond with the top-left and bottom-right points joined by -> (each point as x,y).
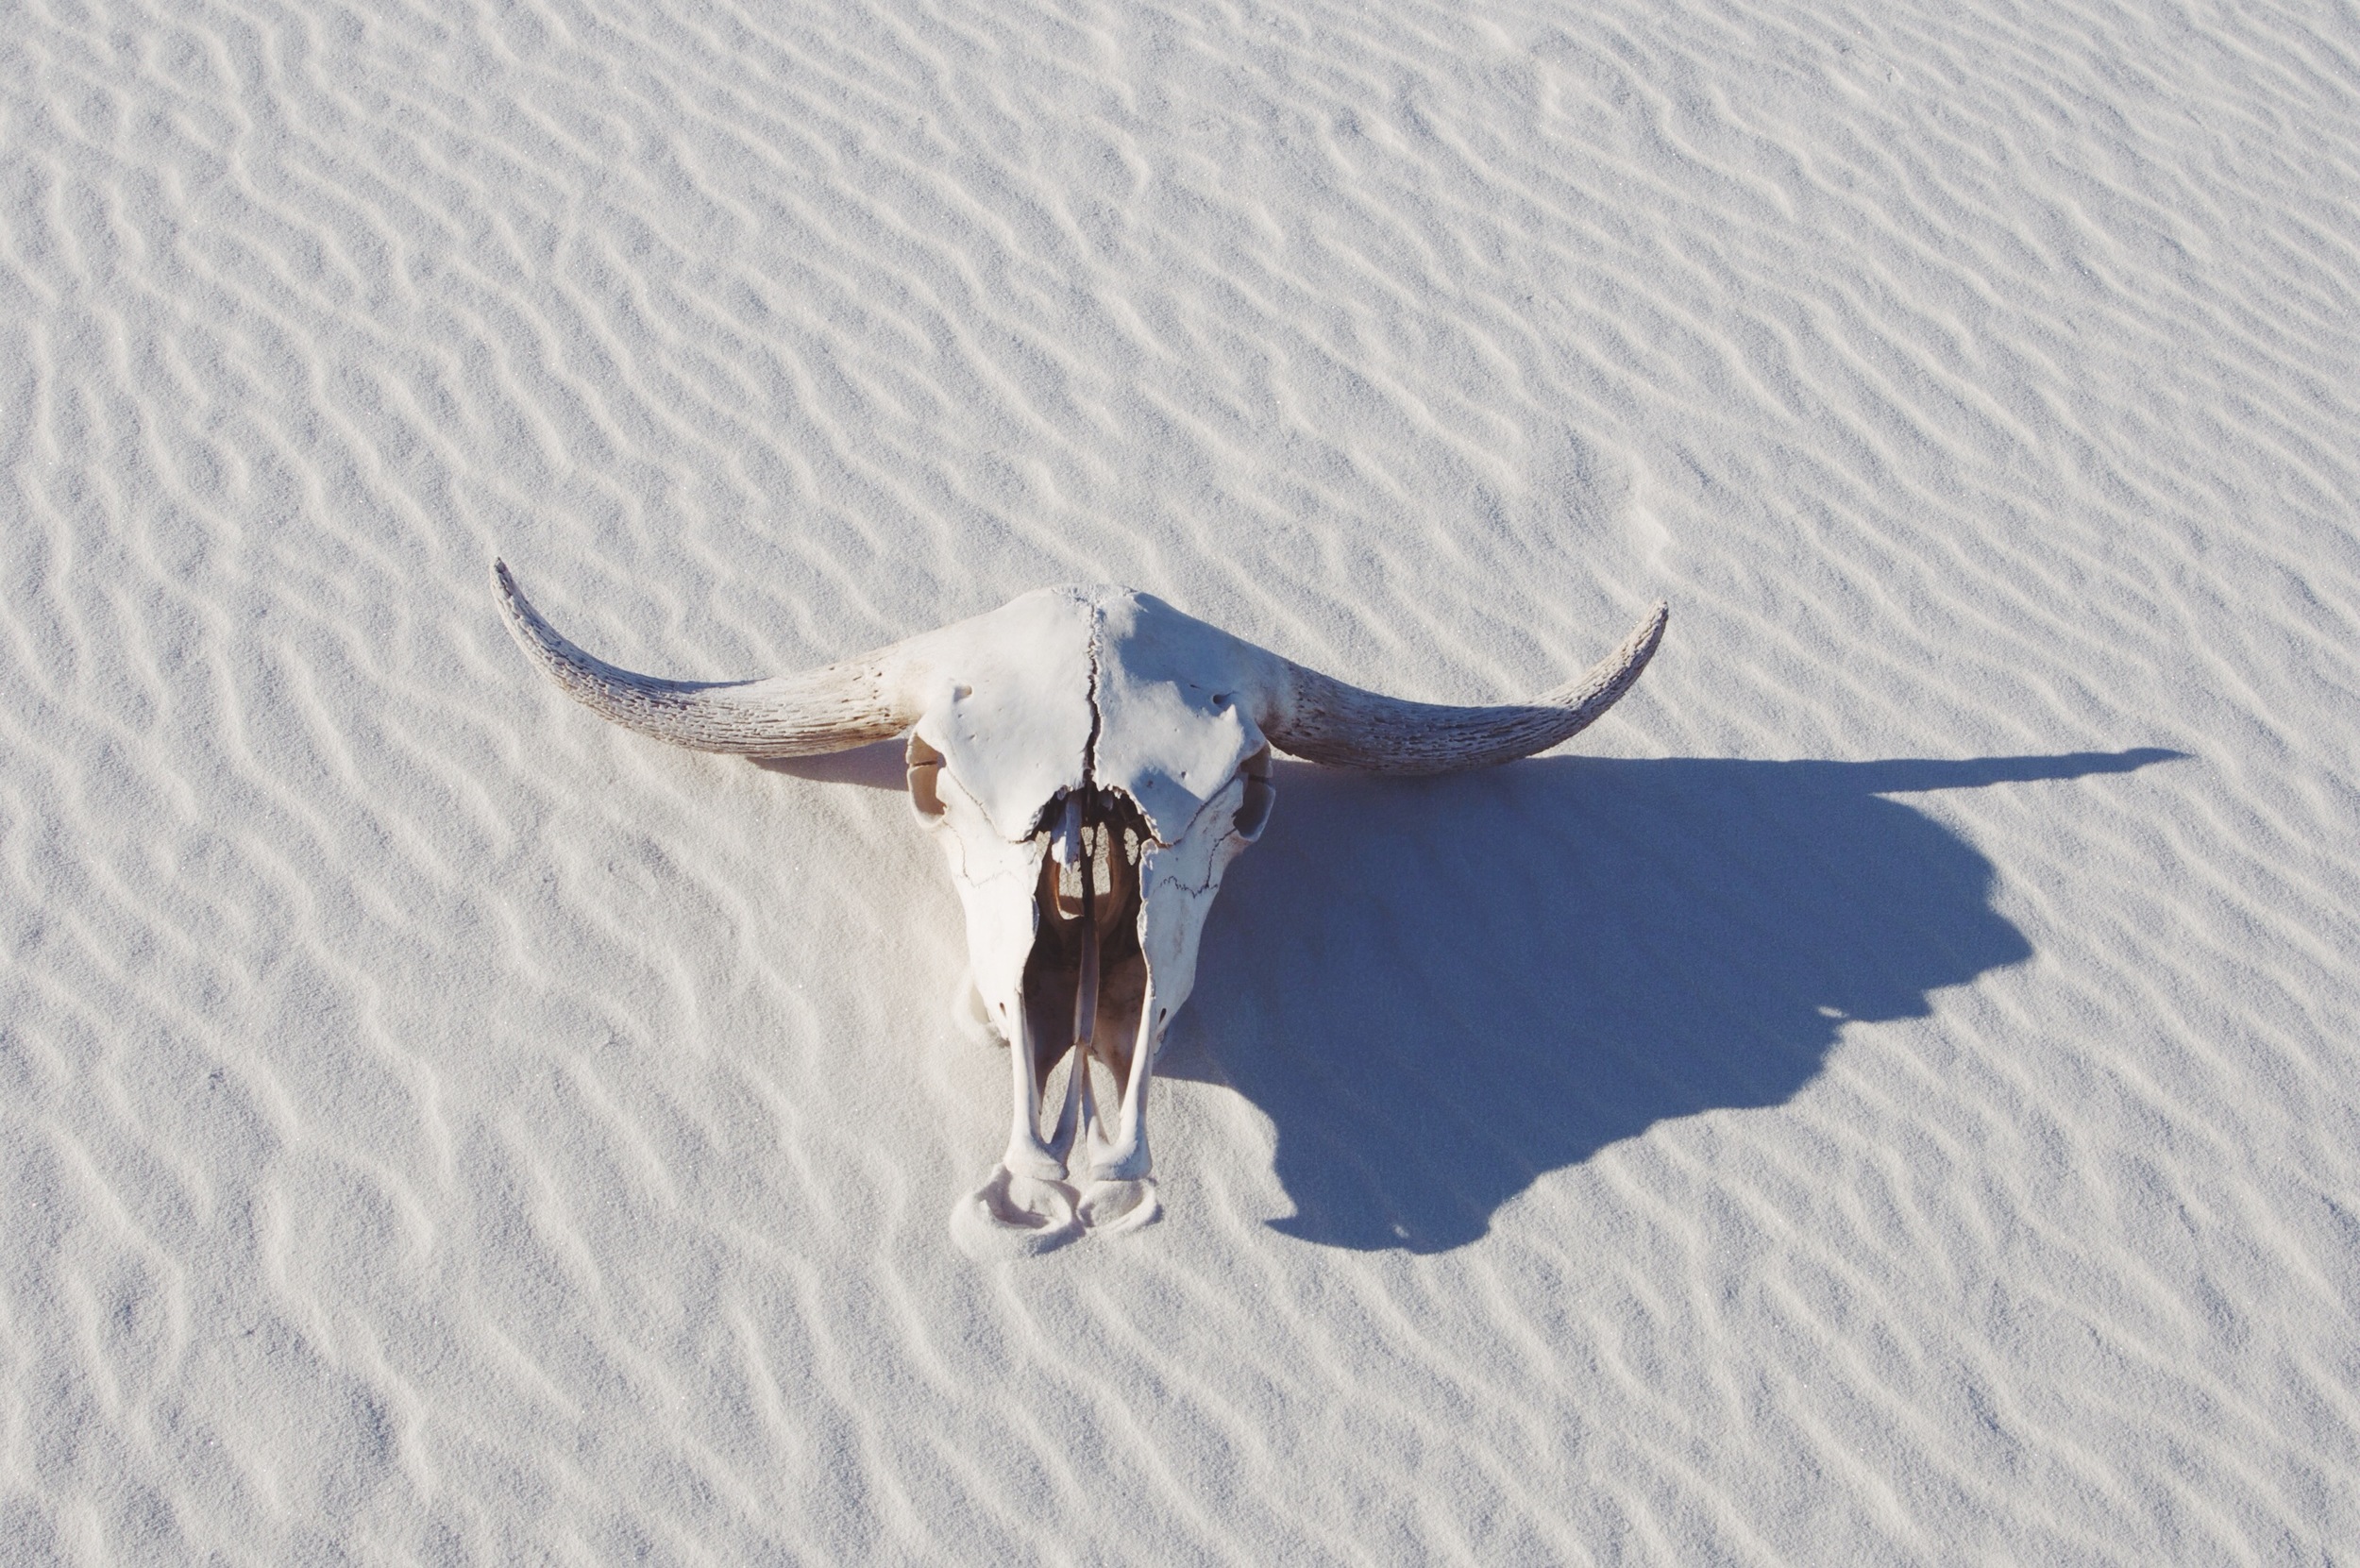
1234,744 -> 1275,842
906,733 -> 947,818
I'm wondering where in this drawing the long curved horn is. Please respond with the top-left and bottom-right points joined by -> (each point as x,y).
493,559 -> 923,756
1263,600 -> 1667,773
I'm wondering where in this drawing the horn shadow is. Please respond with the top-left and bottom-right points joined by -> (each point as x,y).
751,737 -> 910,790
1162,749 -> 2183,1253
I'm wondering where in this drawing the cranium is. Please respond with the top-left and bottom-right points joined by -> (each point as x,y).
493,562 -> 1665,1254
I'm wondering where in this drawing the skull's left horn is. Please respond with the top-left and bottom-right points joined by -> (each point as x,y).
493,559 -> 922,755
1260,599 -> 1667,774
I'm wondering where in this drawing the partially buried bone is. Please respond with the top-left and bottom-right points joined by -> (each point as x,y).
493,564 -> 1667,1255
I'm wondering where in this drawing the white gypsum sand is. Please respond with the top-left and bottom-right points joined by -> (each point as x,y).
3,0 -> 2355,1561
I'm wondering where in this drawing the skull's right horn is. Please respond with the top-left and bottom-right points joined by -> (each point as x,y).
1259,600 -> 1668,774
493,559 -> 925,756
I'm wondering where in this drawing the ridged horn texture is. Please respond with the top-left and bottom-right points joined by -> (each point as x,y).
493,559 -> 922,756
1264,600 -> 1668,773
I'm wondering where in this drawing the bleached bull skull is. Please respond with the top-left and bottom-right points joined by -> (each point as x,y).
494,563 -> 1665,1254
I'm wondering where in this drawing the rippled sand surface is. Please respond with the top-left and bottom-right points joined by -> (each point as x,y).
6,0 -> 2357,1560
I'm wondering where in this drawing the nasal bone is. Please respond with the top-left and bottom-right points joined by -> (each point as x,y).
1050,793 -> 1085,872
1046,791 -> 1099,1048
1049,792 -> 1089,921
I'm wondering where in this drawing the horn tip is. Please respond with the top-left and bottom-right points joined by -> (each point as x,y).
488,556 -> 552,660
490,557 -> 538,630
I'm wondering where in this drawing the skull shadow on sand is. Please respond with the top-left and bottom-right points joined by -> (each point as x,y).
1159,749 -> 2179,1253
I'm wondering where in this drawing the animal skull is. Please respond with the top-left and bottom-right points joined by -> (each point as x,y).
493,563 -> 1665,1254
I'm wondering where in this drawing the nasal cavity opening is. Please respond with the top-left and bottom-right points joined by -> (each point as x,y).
1053,823 -> 1135,913
1046,788 -> 1148,922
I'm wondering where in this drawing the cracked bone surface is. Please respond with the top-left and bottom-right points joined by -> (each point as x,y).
494,564 -> 1666,1254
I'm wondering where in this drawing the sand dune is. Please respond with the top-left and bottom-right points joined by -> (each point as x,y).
4,0 -> 2356,1559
